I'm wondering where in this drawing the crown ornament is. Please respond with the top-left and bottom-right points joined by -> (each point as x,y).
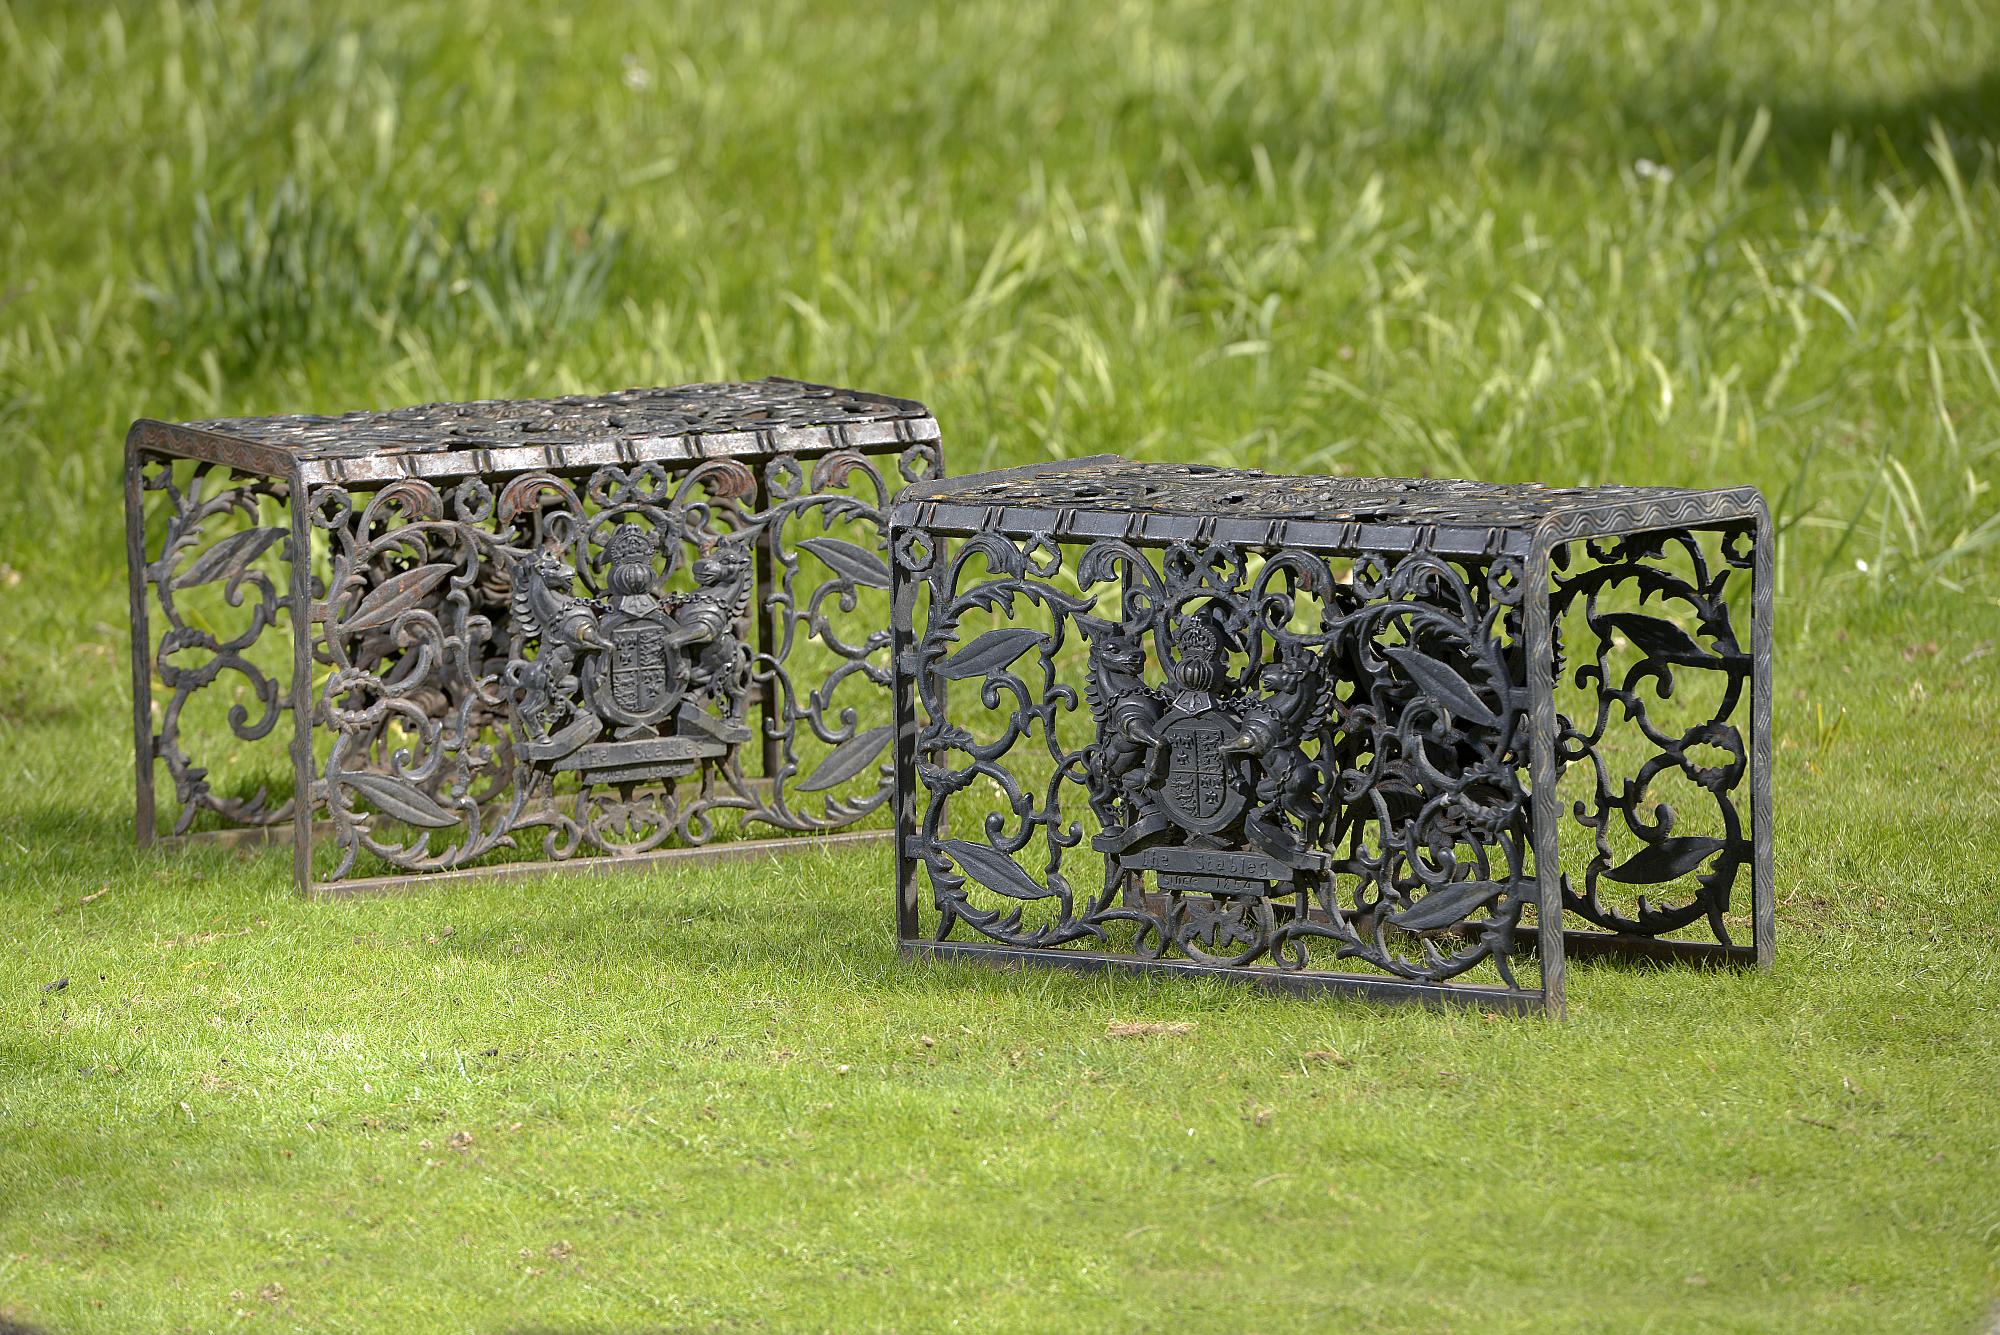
603,524 -> 657,566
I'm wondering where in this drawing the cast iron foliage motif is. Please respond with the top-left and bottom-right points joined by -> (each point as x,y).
126,379 -> 942,891
891,458 -> 1774,1013
137,459 -> 295,833
901,532 -> 1533,986
1550,528 -> 1756,943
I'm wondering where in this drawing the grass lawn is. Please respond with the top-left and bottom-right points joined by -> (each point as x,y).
3,1 -> 1998,1330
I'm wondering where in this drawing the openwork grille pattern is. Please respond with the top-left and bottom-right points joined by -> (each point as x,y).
1551,529 -> 1758,944
125,380 -> 942,893
890,458 -> 1773,1013
133,461 -> 296,835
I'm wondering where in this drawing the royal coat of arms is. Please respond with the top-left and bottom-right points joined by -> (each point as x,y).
504,524 -> 754,787
1084,604 -> 1335,920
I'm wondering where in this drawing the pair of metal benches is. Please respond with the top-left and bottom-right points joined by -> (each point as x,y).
125,380 -> 1772,1013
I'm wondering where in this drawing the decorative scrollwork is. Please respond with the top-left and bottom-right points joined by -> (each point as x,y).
904,531 -> 1533,987
314,475 -> 515,879
1325,549 -> 1531,982
750,450 -> 905,831
139,459 -> 294,834
1550,529 -> 1754,943
299,446 -> 934,880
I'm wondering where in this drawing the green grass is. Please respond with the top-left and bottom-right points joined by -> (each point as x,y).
2,0 -> 1998,1329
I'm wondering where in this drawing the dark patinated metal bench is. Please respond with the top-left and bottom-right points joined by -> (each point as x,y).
888,457 -> 1773,1014
125,378 -> 942,894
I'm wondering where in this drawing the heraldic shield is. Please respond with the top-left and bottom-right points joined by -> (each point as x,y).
597,618 -> 679,724
1157,712 -> 1248,835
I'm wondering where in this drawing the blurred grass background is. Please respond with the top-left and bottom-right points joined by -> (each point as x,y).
0,1 -> 1996,1331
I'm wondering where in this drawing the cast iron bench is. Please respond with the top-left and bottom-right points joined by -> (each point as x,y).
125,378 -> 942,894
888,457 -> 1772,1014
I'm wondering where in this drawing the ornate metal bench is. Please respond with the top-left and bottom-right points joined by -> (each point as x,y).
125,378 -> 942,894
888,458 -> 1773,1014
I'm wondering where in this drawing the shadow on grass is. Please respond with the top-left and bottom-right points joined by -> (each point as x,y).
1557,943 -> 1755,977
1182,41 -> 2000,191
2,787 -> 1763,1007
7,801 -> 135,851
0,798 -> 298,908
438,884 -> 888,971
434,871 -> 1757,1012
1720,68 -> 2000,182
0,802 -> 152,895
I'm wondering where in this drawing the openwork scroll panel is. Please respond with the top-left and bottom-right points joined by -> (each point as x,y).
133,458 -> 298,835
308,445 -> 935,880
895,530 -> 1546,996
1549,527 -> 1759,948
